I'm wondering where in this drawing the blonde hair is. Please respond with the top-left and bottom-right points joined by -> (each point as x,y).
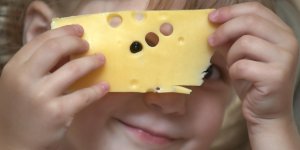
148,0 -> 273,10
0,0 -> 274,71
0,0 -> 275,150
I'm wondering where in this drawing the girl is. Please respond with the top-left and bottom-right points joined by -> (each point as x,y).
0,0 -> 299,149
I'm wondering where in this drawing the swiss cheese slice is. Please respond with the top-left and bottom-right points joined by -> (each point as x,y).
51,10 -> 215,94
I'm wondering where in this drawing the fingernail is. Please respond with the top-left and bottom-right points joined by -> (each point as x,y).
83,40 -> 90,50
96,54 -> 105,63
100,81 -> 110,92
72,24 -> 84,36
209,10 -> 219,22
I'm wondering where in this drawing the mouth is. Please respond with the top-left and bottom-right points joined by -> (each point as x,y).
116,118 -> 178,145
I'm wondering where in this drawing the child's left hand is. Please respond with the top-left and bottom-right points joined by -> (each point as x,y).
208,2 -> 300,149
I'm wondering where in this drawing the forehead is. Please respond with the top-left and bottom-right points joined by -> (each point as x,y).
74,0 -> 187,15
75,0 -> 147,15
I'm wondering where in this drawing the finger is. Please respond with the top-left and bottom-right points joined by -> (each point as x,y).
57,82 -> 109,116
208,14 -> 289,48
25,36 -> 89,76
13,25 -> 84,64
44,54 -> 105,96
228,59 -> 291,117
209,2 -> 290,31
229,59 -> 279,84
227,35 -> 282,67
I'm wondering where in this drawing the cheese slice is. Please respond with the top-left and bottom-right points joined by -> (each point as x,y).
51,10 -> 215,94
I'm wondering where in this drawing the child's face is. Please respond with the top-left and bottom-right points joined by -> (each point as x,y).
63,0 -> 233,150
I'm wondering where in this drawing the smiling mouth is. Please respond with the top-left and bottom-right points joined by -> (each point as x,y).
116,119 -> 176,145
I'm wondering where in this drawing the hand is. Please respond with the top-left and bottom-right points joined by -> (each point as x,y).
0,25 -> 109,149
208,2 -> 299,149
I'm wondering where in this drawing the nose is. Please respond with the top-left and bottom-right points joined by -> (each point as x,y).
143,93 -> 187,115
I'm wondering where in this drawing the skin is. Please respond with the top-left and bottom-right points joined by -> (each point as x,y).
0,0 -> 299,150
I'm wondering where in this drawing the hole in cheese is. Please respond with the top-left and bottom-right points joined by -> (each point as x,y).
107,14 -> 122,28
145,32 -> 159,47
156,87 -> 161,91
178,37 -> 185,45
134,12 -> 145,21
130,41 -> 143,53
130,79 -> 139,89
160,23 -> 173,36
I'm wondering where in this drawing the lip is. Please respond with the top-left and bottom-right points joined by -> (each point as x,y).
116,118 -> 178,145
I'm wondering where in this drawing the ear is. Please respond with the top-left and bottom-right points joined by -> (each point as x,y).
23,0 -> 55,44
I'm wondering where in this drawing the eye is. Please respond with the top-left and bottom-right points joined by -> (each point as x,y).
203,65 -> 221,80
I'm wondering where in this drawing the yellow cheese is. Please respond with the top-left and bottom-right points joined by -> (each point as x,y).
51,10 -> 215,94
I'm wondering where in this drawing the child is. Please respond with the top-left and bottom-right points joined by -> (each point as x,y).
0,0 -> 299,149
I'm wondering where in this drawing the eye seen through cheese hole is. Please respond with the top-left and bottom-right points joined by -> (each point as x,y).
145,32 -> 159,47
160,23 -> 173,36
107,14 -> 122,28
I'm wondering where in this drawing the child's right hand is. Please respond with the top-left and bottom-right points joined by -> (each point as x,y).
209,2 -> 300,149
0,25 -> 109,149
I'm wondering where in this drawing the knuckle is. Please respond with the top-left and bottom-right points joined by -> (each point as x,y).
237,35 -> 253,48
77,91 -> 93,105
36,31 -> 51,41
35,89 -> 49,100
14,72 -> 30,88
46,102 -> 67,122
235,61 -> 248,72
78,92 -> 91,104
230,60 -> 249,78
38,28 -> 61,42
218,6 -> 231,19
72,37 -> 88,51
248,2 -> 264,11
213,27 -> 225,42
65,62 -> 81,74
37,25 -> 77,42
45,39 -> 62,52
244,15 -> 257,26
78,87 -> 101,105
82,56 -> 104,70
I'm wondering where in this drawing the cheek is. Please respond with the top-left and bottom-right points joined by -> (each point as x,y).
69,94 -> 134,135
75,93 -> 136,119
186,89 -> 230,145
